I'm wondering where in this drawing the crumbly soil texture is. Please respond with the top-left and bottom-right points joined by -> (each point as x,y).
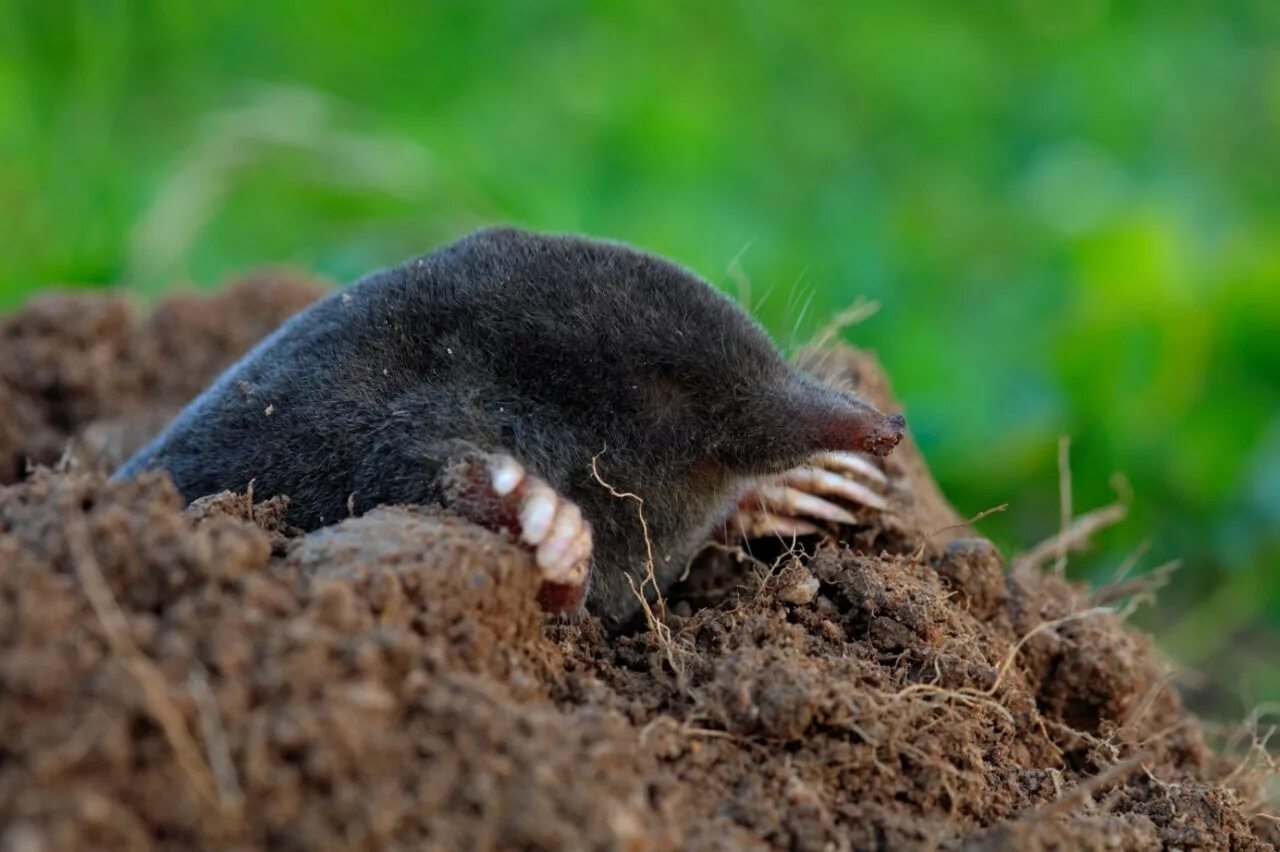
1,279 -> 1275,851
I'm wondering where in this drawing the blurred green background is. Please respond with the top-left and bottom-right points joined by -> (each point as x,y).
2,1 -> 1278,713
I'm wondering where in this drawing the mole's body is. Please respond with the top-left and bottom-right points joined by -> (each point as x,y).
117,227 -> 904,630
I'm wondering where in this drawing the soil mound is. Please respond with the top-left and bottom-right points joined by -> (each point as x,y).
0,271 -> 326,482
0,280 -> 1274,850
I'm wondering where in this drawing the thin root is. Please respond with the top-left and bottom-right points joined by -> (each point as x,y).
893,607 -> 1114,725
590,451 -> 684,680
1014,503 -> 1128,573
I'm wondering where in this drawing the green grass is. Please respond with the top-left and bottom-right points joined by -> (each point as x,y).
3,0 -> 1278,712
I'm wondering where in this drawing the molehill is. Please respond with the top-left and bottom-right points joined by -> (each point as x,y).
0,276 -> 1275,850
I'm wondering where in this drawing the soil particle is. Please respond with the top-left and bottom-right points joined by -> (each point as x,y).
934,538 -> 1008,622
0,283 -> 1274,850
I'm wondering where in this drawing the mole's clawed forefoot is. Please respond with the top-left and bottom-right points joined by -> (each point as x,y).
440,452 -> 592,612
722,450 -> 891,543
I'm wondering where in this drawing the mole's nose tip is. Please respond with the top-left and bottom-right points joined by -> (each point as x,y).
861,411 -> 906,456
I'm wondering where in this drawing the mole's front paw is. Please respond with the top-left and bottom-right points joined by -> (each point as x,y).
725,450 -> 890,541
440,452 -> 591,612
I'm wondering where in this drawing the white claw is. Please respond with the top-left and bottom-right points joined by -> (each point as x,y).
812,451 -> 889,487
518,483 -> 557,545
563,530 -> 593,584
489,456 -> 525,496
734,510 -> 823,540
751,484 -> 860,526
726,448 -> 892,544
780,467 -> 890,512
537,504 -> 582,581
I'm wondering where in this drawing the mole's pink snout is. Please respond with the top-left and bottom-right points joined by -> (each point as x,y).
814,398 -> 906,458
863,412 -> 906,455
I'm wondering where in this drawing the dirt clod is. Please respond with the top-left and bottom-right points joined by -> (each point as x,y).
0,281 -> 1274,850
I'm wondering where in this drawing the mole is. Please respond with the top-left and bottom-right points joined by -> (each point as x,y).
115,227 -> 906,631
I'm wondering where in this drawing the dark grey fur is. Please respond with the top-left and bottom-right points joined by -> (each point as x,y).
117,227 -> 903,630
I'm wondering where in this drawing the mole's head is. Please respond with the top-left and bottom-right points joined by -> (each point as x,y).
452,228 -> 906,484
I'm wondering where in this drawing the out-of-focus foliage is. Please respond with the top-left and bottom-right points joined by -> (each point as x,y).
2,0 -> 1277,711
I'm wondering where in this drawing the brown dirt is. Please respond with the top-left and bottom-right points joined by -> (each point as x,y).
0,270 -> 327,481
0,280 -> 1275,851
